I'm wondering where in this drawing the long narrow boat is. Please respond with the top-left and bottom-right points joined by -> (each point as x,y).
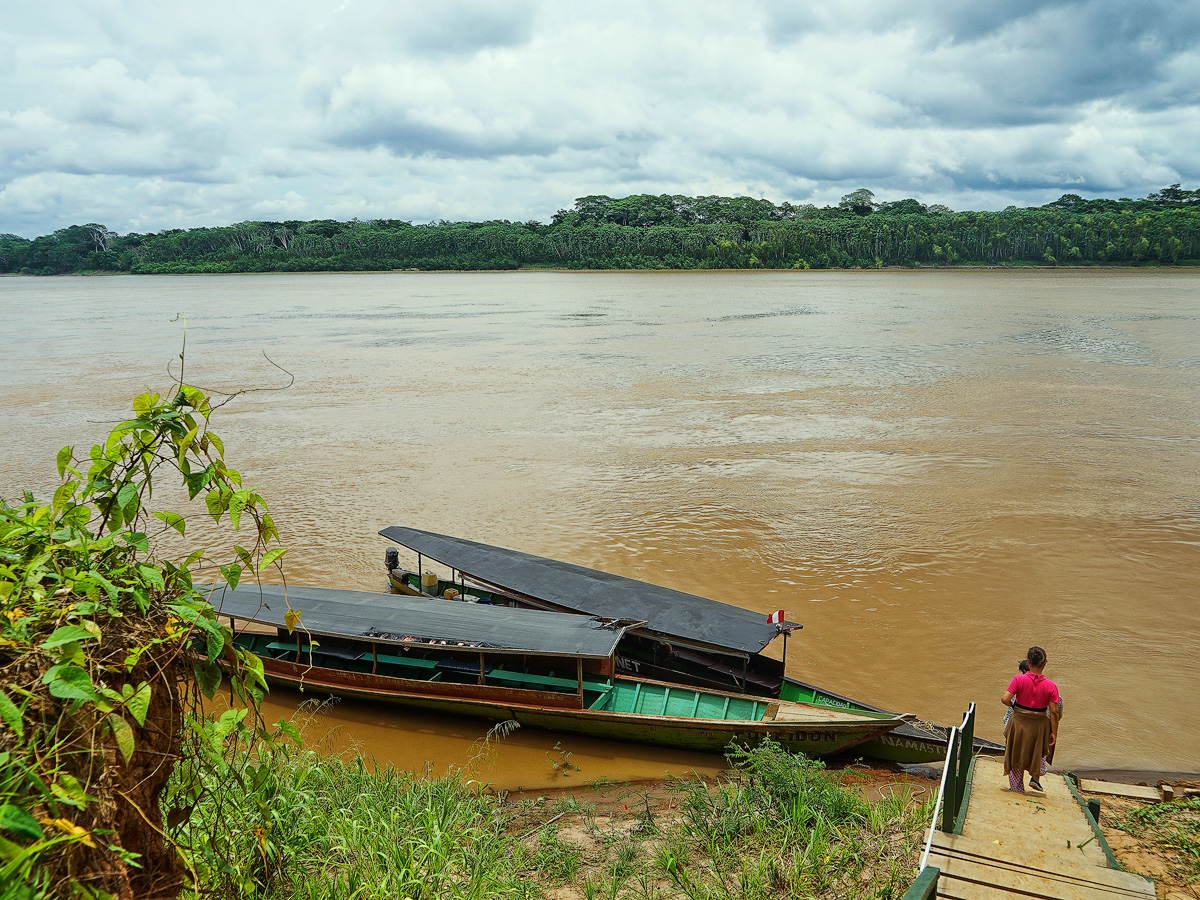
207,583 -> 911,757
378,526 -> 1002,763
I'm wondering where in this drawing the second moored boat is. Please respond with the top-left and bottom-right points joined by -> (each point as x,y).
207,582 -> 911,757
378,525 -> 1003,763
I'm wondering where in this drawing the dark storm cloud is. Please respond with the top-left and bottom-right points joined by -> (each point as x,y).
900,1 -> 1200,126
759,0 -> 1200,127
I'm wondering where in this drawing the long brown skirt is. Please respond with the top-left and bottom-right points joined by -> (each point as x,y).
1004,706 -> 1051,778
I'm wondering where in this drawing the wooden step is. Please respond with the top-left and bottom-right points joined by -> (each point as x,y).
926,757 -> 1155,900
930,833 -> 1154,899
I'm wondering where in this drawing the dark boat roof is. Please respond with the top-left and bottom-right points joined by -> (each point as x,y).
206,582 -> 628,659
379,526 -> 800,657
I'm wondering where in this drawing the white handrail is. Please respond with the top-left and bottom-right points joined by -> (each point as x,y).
919,723 -> 958,871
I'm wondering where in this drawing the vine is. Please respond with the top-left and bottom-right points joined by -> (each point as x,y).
0,378 -> 289,899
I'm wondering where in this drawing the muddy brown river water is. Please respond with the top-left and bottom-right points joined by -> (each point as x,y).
2,270 -> 1197,787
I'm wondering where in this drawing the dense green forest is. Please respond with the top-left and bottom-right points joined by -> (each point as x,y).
3,185 -> 1199,275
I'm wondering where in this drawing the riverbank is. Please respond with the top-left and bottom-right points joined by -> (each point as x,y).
174,730 -> 936,899
6,260 -> 1200,277
1083,780 -> 1200,900
172,716 -> 1198,900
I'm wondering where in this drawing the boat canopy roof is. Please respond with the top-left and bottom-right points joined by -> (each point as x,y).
207,583 -> 628,659
379,526 -> 800,657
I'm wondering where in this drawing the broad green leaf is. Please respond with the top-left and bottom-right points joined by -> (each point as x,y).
233,545 -> 254,570
108,715 -> 135,762
154,510 -> 186,535
194,661 -> 222,699
185,470 -> 209,499
55,643 -> 86,667
56,445 -> 73,478
207,431 -> 224,456
221,562 -> 242,591
104,504 -> 125,531
0,804 -> 42,842
204,489 -> 224,522
137,564 -> 165,592
213,708 -> 247,744
116,481 -> 139,512
178,384 -> 204,408
228,490 -> 249,530
177,423 -> 200,458
124,683 -> 151,727
205,627 -> 224,662
52,480 -> 78,511
131,392 -> 158,416
242,651 -> 267,692
41,625 -> 99,651
62,504 -> 91,528
50,774 -> 90,809
42,664 -> 99,702
274,719 -> 302,747
88,571 -> 118,600
0,689 -> 22,740
284,608 -> 301,635
260,547 -> 288,570
166,602 -> 204,625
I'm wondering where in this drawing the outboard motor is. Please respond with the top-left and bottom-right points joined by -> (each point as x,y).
385,547 -> 399,572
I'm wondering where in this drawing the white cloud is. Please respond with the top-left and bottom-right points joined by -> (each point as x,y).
1,0 -> 1197,236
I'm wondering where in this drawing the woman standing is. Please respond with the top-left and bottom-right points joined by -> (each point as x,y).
1001,646 -> 1060,793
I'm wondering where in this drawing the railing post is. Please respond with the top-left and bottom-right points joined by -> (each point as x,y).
955,703 -> 975,821
901,865 -> 940,900
940,726 -> 959,833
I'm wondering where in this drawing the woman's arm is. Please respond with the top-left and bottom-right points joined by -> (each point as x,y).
1002,690 -> 1015,709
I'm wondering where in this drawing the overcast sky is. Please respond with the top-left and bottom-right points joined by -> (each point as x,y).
3,0 -> 1198,237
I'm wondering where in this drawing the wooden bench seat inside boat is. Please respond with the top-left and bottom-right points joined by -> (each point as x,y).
372,653 -> 439,670
265,641 -> 361,661
486,668 -> 610,693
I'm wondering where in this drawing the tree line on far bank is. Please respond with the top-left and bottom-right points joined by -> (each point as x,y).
3,185 -> 1199,276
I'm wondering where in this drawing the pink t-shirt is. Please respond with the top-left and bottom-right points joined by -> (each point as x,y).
1007,672 -> 1060,709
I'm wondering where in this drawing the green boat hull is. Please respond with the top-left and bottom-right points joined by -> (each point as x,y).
781,678 -> 1001,764
237,635 -> 905,758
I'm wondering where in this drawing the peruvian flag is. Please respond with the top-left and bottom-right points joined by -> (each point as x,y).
767,609 -> 785,625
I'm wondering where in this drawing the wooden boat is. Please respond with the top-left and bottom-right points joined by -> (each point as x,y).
379,526 -> 1003,763
207,583 -> 911,757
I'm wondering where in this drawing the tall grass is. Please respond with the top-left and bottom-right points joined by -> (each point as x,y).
173,732 -> 535,900
173,728 -> 931,900
652,741 -> 930,900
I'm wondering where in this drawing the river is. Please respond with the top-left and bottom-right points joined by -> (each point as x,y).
2,270 -> 1197,786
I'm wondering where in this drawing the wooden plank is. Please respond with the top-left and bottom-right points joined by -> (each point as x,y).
770,703 -> 882,723
920,757 -> 1156,900
1077,781 -> 1162,802
929,852 -> 1153,900
929,839 -> 1154,894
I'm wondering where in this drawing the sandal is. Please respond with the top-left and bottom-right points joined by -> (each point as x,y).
1029,779 -> 1043,792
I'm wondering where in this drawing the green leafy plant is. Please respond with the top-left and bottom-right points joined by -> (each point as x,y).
0,379 -> 287,899
1113,798 -> 1200,886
